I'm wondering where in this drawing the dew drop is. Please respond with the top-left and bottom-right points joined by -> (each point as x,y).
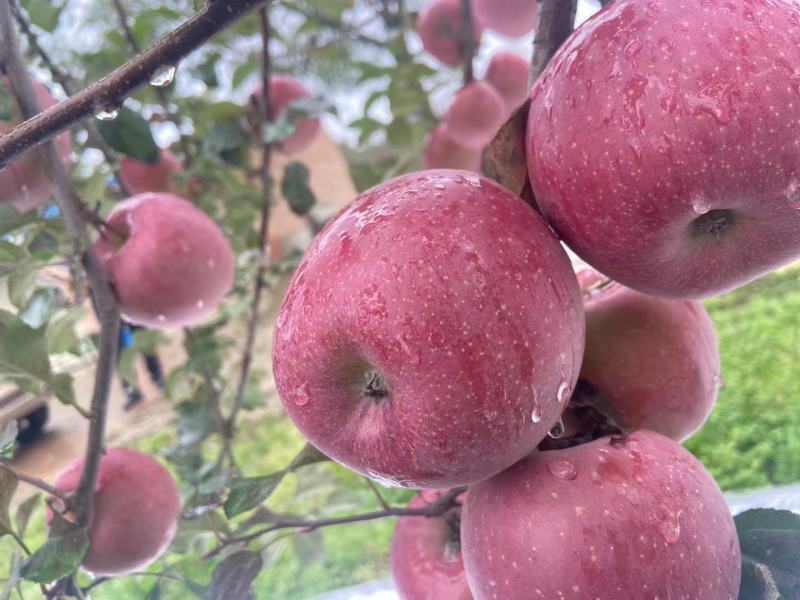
531,404 -> 543,424
95,105 -> 120,121
557,381 -> 571,403
433,182 -> 446,191
485,409 -> 498,422
294,382 -> 311,406
657,510 -> 682,543
366,469 -> 403,488
397,334 -> 421,366
196,300 -> 205,309
150,64 -> 177,87
548,459 -> 577,481
548,418 -> 565,439
712,374 -> 725,390
690,192 -> 710,215
156,314 -> 166,322
786,178 -> 800,208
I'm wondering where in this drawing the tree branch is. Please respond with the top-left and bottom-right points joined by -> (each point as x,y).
459,0 -> 476,84
0,460 -> 69,502
530,0 -> 579,81
0,0 -> 121,529
0,0 -> 270,167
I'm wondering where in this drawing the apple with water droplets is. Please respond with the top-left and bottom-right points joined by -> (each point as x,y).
273,169 -> 584,488
462,430 -> 741,599
93,192 -> 235,328
527,0 -> 800,299
573,268 -> 720,442
391,490 -> 472,600
119,148 -> 182,195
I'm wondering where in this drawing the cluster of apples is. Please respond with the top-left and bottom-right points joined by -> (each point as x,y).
419,0 -> 532,172
274,0 -> 800,597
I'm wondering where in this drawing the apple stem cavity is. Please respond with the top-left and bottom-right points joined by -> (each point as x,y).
690,208 -> 738,242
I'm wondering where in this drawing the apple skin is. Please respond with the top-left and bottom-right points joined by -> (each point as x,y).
418,0 -> 484,67
273,169 -> 584,488
0,78 -> 71,212
250,75 -> 321,154
462,431 -> 741,600
577,268 -> 720,441
119,149 -> 182,195
442,82 -> 508,151
391,490 -> 472,600
474,0 -> 540,38
423,125 -> 481,172
93,193 -> 234,328
51,448 -> 181,577
485,52 -> 530,112
527,0 -> 800,299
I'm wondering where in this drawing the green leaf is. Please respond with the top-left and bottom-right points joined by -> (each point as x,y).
736,509 -> 800,599
209,551 -> 263,600
293,530 -> 325,566
96,107 -> 159,163
0,205 -> 37,237
51,372 -> 76,407
281,162 -> 316,216
20,0 -> 65,32
232,61 -> 258,89
224,471 -> 286,519
0,468 -> 18,540
19,287 -> 63,329
47,308 -> 83,355
289,443 -> 330,470
0,310 -> 52,383
20,514 -> 89,583
192,53 -> 220,88
15,494 -> 40,538
0,422 -> 17,458
144,582 -> 161,600
8,268 -> 37,310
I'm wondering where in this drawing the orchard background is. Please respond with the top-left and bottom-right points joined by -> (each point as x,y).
0,0 -> 795,598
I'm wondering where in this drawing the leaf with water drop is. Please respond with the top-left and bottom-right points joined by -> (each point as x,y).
96,107 -> 159,162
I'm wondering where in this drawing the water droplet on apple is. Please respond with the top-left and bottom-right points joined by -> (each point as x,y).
207,259 -> 216,269
150,64 -> 177,87
531,404 -> 543,424
786,178 -> 800,208
548,459 -> 577,481
712,374 -> 725,390
557,381 -> 571,403
397,334 -> 421,366
366,469 -> 403,488
690,192 -> 710,215
485,409 -> 498,422
433,182 -> 446,191
548,418 -> 565,439
196,300 -> 205,309
157,314 -> 167,322
95,103 -> 120,121
294,382 -> 311,406
657,508 -> 682,543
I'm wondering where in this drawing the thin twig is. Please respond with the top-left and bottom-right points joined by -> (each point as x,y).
364,478 -> 391,512
530,0 -> 579,81
221,7 -> 274,464
0,0 -> 271,166
0,460 -> 69,501
0,0 -> 121,530
459,0 -> 476,84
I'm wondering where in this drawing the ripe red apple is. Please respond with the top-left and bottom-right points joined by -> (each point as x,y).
119,149 -> 182,195
474,0 -> 540,38
250,75 -> 321,154
423,125 -> 481,172
273,169 -> 584,488
462,431 -> 741,599
0,77 -> 71,212
93,193 -> 234,328
442,82 -> 507,151
575,268 -> 720,441
417,0 -> 484,67
51,448 -> 181,577
485,52 -> 530,112
391,490 -> 472,600
527,0 -> 800,299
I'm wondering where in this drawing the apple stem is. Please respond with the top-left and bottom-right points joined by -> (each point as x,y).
459,0 -> 476,84
531,0 -> 579,83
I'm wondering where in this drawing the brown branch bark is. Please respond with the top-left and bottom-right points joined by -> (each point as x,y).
0,460 -> 69,501
459,0 -> 476,84
0,0 -> 270,167
531,0 -> 579,81
0,0 -> 121,529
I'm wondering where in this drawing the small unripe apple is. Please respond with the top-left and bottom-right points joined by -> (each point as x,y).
485,52 -> 530,112
51,448 -> 181,577
423,125 -> 481,172
474,0 -> 540,38
527,0 -> 800,298
577,268 -> 720,441
93,193 -> 234,328
462,431 -> 741,599
418,0 -> 484,67
391,490 -> 471,600
442,82 -> 507,150
273,169 -> 584,488
119,149 -> 182,195
0,77 -> 71,212
250,75 -> 321,154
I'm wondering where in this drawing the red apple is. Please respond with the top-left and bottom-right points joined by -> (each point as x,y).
442,82 -> 507,151
485,52 -> 530,112
250,75 -> 321,154
391,490 -> 472,600
51,448 -> 181,577
93,193 -> 235,328
418,0 -> 484,67
273,169 -> 584,488
527,0 -> 800,299
575,268 -> 720,441
423,125 -> 481,172
119,149 -> 182,195
474,0 -> 540,38
462,431 -> 741,599
0,77 -> 71,212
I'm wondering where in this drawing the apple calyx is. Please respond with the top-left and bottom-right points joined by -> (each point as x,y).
361,368 -> 390,402
690,209 -> 738,241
